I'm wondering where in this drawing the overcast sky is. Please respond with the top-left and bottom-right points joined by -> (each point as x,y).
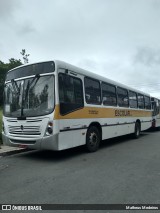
1,0 -> 160,98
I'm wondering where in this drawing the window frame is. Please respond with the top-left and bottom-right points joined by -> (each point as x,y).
144,95 -> 151,110
84,77 -> 102,105
58,72 -> 84,115
128,90 -> 138,109
101,82 -> 117,106
117,87 -> 129,108
137,93 -> 145,109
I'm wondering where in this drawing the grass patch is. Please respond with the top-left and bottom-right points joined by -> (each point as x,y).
0,107 -> 2,144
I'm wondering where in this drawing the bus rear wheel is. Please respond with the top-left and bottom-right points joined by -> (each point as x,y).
86,126 -> 100,152
133,122 -> 141,139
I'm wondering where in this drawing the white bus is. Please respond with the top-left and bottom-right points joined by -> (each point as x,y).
151,97 -> 160,129
2,60 -> 152,152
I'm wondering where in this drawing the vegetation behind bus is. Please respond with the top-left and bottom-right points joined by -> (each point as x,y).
0,49 -> 29,144
0,49 -> 29,107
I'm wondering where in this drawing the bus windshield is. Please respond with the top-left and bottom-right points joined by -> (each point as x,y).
3,75 -> 55,118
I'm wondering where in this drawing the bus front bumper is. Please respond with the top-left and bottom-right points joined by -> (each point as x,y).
2,133 -> 59,151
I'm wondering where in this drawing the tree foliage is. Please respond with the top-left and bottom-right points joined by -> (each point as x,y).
0,58 -> 23,106
0,49 -> 30,106
20,49 -> 30,64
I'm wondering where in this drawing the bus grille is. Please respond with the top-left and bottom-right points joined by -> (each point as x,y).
8,125 -> 41,135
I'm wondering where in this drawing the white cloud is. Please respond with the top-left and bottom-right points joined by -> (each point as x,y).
0,0 -> 19,19
1,0 -> 160,98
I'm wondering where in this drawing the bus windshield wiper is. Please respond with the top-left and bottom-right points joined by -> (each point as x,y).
20,74 -> 40,117
11,79 -> 21,95
24,74 -> 40,102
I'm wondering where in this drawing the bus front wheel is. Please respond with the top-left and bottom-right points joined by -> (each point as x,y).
86,126 -> 100,152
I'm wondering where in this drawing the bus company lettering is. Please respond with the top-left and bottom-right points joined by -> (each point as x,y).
115,110 -> 132,117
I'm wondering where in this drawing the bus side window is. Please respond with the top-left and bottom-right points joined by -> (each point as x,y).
138,94 -> 145,109
144,96 -> 151,110
102,83 -> 117,106
84,77 -> 101,105
58,73 -> 84,115
117,87 -> 129,107
129,91 -> 138,108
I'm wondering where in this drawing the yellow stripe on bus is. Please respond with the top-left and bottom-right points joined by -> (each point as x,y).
54,105 -> 152,120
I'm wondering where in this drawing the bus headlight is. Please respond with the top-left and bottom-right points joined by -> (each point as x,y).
45,121 -> 53,136
47,126 -> 53,134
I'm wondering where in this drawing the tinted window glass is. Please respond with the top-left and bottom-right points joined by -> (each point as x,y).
6,62 -> 55,81
3,75 -> 55,117
85,77 -> 101,104
144,96 -> 151,110
129,91 -> 138,108
117,87 -> 129,107
138,94 -> 144,109
59,73 -> 84,115
102,83 -> 117,106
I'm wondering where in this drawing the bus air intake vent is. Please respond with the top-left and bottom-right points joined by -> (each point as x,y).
8,125 -> 41,135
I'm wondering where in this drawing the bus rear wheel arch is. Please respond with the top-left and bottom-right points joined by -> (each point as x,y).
85,125 -> 101,152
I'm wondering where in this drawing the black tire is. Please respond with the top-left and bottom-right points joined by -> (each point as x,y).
86,126 -> 100,152
157,127 -> 160,131
133,122 -> 141,139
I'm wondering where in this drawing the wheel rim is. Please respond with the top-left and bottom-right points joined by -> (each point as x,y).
89,132 -> 98,147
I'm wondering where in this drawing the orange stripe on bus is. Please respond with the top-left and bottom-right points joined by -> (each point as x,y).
54,105 -> 152,120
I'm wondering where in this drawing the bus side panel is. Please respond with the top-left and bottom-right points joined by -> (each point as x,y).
141,123 -> 152,131
102,126 -> 117,140
102,117 -> 133,140
58,130 -> 86,150
116,123 -> 134,137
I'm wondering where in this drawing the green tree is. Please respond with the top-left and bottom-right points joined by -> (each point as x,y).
20,49 -> 30,64
8,58 -> 22,70
0,58 -> 22,106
